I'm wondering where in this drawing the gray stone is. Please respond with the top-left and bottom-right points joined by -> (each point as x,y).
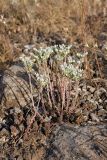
43,124 -> 107,160
1,61 -> 36,110
98,105 -> 103,109
90,113 -> 100,122
98,109 -> 107,116
87,86 -> 95,93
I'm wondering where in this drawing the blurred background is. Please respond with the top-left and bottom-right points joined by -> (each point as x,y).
0,0 -> 107,64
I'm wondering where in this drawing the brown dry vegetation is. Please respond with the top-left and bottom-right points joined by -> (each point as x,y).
0,0 -> 107,65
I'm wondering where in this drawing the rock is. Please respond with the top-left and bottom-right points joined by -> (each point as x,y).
19,124 -> 24,132
98,109 -> 107,116
87,86 -> 95,93
94,88 -> 107,99
0,128 -> 9,137
1,61 -> 36,110
0,136 -> 8,144
98,105 -> 103,109
98,87 -> 107,94
98,99 -> 103,103
90,113 -> 100,122
98,32 -> 107,41
87,94 -> 94,101
44,124 -> 107,160
98,109 -> 107,122
104,105 -> 107,110
83,115 -> 89,122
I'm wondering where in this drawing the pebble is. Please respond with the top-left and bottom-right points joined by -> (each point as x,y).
98,109 -> 107,116
1,128 -> 9,136
83,115 -> 88,122
98,105 -> 103,109
104,105 -> 107,110
99,87 -> 107,94
19,124 -> 25,132
0,136 -> 8,143
90,113 -> 100,122
98,99 -> 103,103
87,94 -> 94,101
87,86 -> 95,93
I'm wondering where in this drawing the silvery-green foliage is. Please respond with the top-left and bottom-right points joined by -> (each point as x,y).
32,44 -> 72,62
33,47 -> 54,62
20,54 -> 35,72
53,44 -> 72,61
20,44 -> 88,85
60,62 -> 83,80
35,72 -> 49,87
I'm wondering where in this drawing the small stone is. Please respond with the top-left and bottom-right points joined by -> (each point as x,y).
99,88 -> 106,94
104,100 -> 107,104
98,109 -> 107,116
98,99 -> 102,103
90,113 -> 100,122
95,88 -> 107,97
104,105 -> 107,110
87,121 -> 97,124
0,136 -> 8,144
10,108 -> 14,114
19,124 -> 24,132
82,85 -> 87,92
98,105 -> 103,109
1,128 -> 9,136
83,115 -> 88,122
24,44 -> 34,50
69,113 -> 76,123
87,86 -> 95,93
18,138 -> 23,144
87,94 -> 94,101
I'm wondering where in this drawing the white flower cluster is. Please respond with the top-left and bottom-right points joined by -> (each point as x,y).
60,62 -> 83,80
32,44 -> 72,62
35,72 -> 49,87
20,44 -> 88,85
20,54 -> 35,72
53,44 -> 72,61
33,47 -> 54,62
59,51 -> 87,79
68,52 -> 88,64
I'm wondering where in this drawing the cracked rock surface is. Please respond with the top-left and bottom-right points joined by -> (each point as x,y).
43,124 -> 107,160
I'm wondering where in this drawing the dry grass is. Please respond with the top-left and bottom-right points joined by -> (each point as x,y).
0,0 -> 107,64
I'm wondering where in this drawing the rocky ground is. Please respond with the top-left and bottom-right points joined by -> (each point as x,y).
0,43 -> 107,159
0,1 -> 107,159
43,123 -> 107,160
